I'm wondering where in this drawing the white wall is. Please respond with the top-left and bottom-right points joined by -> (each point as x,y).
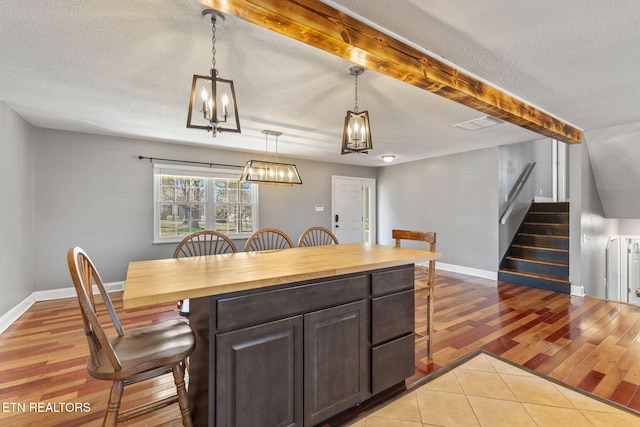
377,147 -> 499,272
573,138 -> 619,298
0,102 -> 35,315
619,219 -> 640,235
32,128 -> 375,293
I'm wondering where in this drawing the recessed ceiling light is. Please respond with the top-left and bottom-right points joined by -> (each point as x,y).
454,116 -> 501,131
381,155 -> 396,163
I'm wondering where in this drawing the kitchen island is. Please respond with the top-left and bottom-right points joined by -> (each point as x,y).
124,243 -> 441,427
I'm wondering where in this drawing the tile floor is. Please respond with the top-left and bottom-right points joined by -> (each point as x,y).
349,352 -> 640,427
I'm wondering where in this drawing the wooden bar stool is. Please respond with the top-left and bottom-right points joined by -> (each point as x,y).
392,229 -> 437,358
67,247 -> 195,426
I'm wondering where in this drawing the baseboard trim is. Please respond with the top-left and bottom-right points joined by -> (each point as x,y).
32,281 -> 124,302
434,262 -> 497,281
0,281 -> 124,335
571,284 -> 585,297
0,294 -> 36,335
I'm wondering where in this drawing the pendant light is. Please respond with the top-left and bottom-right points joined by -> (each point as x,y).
241,130 -> 302,185
341,66 -> 372,154
186,9 -> 240,136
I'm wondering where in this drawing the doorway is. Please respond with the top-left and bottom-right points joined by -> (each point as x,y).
552,139 -> 569,202
332,176 -> 376,244
605,235 -> 640,305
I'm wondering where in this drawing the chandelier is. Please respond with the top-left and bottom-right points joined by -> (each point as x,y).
186,9 -> 240,136
341,66 -> 372,154
241,130 -> 302,185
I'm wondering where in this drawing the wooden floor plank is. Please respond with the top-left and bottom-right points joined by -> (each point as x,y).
1,269 -> 640,425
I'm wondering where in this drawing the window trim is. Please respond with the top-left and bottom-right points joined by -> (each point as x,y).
153,163 -> 259,244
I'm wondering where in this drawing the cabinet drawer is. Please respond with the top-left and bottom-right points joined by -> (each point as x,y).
371,290 -> 414,344
371,333 -> 414,394
371,266 -> 414,296
217,274 -> 368,330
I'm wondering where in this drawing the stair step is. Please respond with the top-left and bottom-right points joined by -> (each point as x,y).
526,212 -> 569,224
531,202 -> 569,213
498,269 -> 571,294
505,256 -> 567,268
504,256 -> 569,277
516,233 -> 569,250
499,268 -> 570,283
511,244 -> 569,263
522,222 -> 569,236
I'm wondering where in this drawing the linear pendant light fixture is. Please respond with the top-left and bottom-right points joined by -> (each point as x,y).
341,66 -> 372,155
241,130 -> 302,185
186,9 -> 240,137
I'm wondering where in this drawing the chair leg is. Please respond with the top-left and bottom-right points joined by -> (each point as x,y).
103,380 -> 124,427
426,289 -> 434,359
173,361 -> 193,427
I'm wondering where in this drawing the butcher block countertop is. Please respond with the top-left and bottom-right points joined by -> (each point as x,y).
123,243 -> 441,308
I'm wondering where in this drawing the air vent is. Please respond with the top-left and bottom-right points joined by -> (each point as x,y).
454,116 -> 501,130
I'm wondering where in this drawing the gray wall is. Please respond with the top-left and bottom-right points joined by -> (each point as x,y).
497,138 -> 554,259
497,140 -> 535,259
574,137 -> 619,298
377,147 -> 499,272
33,128 -> 375,292
0,102 -> 35,314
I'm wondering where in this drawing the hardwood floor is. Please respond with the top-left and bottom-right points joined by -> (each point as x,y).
1,269 -> 639,426
412,269 -> 640,413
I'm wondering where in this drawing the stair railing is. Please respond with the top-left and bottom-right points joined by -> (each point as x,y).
500,162 -> 536,225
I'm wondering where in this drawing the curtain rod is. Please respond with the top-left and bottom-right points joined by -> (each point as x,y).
137,155 -> 244,169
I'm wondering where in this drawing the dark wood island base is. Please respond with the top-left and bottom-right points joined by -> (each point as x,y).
188,264 -> 416,427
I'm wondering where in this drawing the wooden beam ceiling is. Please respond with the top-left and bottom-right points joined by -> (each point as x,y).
202,0 -> 583,144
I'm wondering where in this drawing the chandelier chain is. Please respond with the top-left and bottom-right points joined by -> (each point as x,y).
354,72 -> 359,113
211,17 -> 217,76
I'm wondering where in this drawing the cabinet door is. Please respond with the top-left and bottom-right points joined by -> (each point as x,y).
216,316 -> 303,427
304,300 -> 368,426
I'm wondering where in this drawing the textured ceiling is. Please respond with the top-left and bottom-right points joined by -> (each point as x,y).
1,0 -> 640,197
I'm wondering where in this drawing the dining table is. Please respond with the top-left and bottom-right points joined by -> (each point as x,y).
123,242 -> 441,427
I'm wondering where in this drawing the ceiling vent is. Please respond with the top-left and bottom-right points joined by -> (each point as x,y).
454,116 -> 501,131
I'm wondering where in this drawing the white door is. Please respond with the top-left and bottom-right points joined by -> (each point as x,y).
628,239 -> 640,305
332,176 -> 376,244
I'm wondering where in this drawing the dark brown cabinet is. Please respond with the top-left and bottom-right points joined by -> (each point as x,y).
304,301 -> 368,426
190,265 -> 415,427
216,316 -> 303,427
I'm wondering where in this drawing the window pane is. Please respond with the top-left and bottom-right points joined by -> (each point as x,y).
160,204 -> 177,237
215,180 -> 228,202
176,204 -> 205,236
241,188 -> 252,203
215,204 -> 239,234
228,185 -> 239,202
240,205 -> 253,233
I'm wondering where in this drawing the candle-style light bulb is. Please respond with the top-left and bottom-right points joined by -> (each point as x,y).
353,119 -> 360,142
207,97 -> 214,121
222,92 -> 229,117
200,87 -> 208,115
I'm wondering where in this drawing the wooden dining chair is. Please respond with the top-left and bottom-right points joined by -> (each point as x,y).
174,230 -> 237,317
298,226 -> 339,247
174,230 -> 238,258
67,247 -> 195,427
244,228 -> 294,252
392,229 -> 437,358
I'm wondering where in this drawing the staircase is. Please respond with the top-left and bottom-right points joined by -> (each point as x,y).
498,202 -> 570,294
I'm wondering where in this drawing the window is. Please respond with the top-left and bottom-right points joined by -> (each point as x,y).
153,164 -> 258,243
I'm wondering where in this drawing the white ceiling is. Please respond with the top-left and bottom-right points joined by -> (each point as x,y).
1,1 -> 640,180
